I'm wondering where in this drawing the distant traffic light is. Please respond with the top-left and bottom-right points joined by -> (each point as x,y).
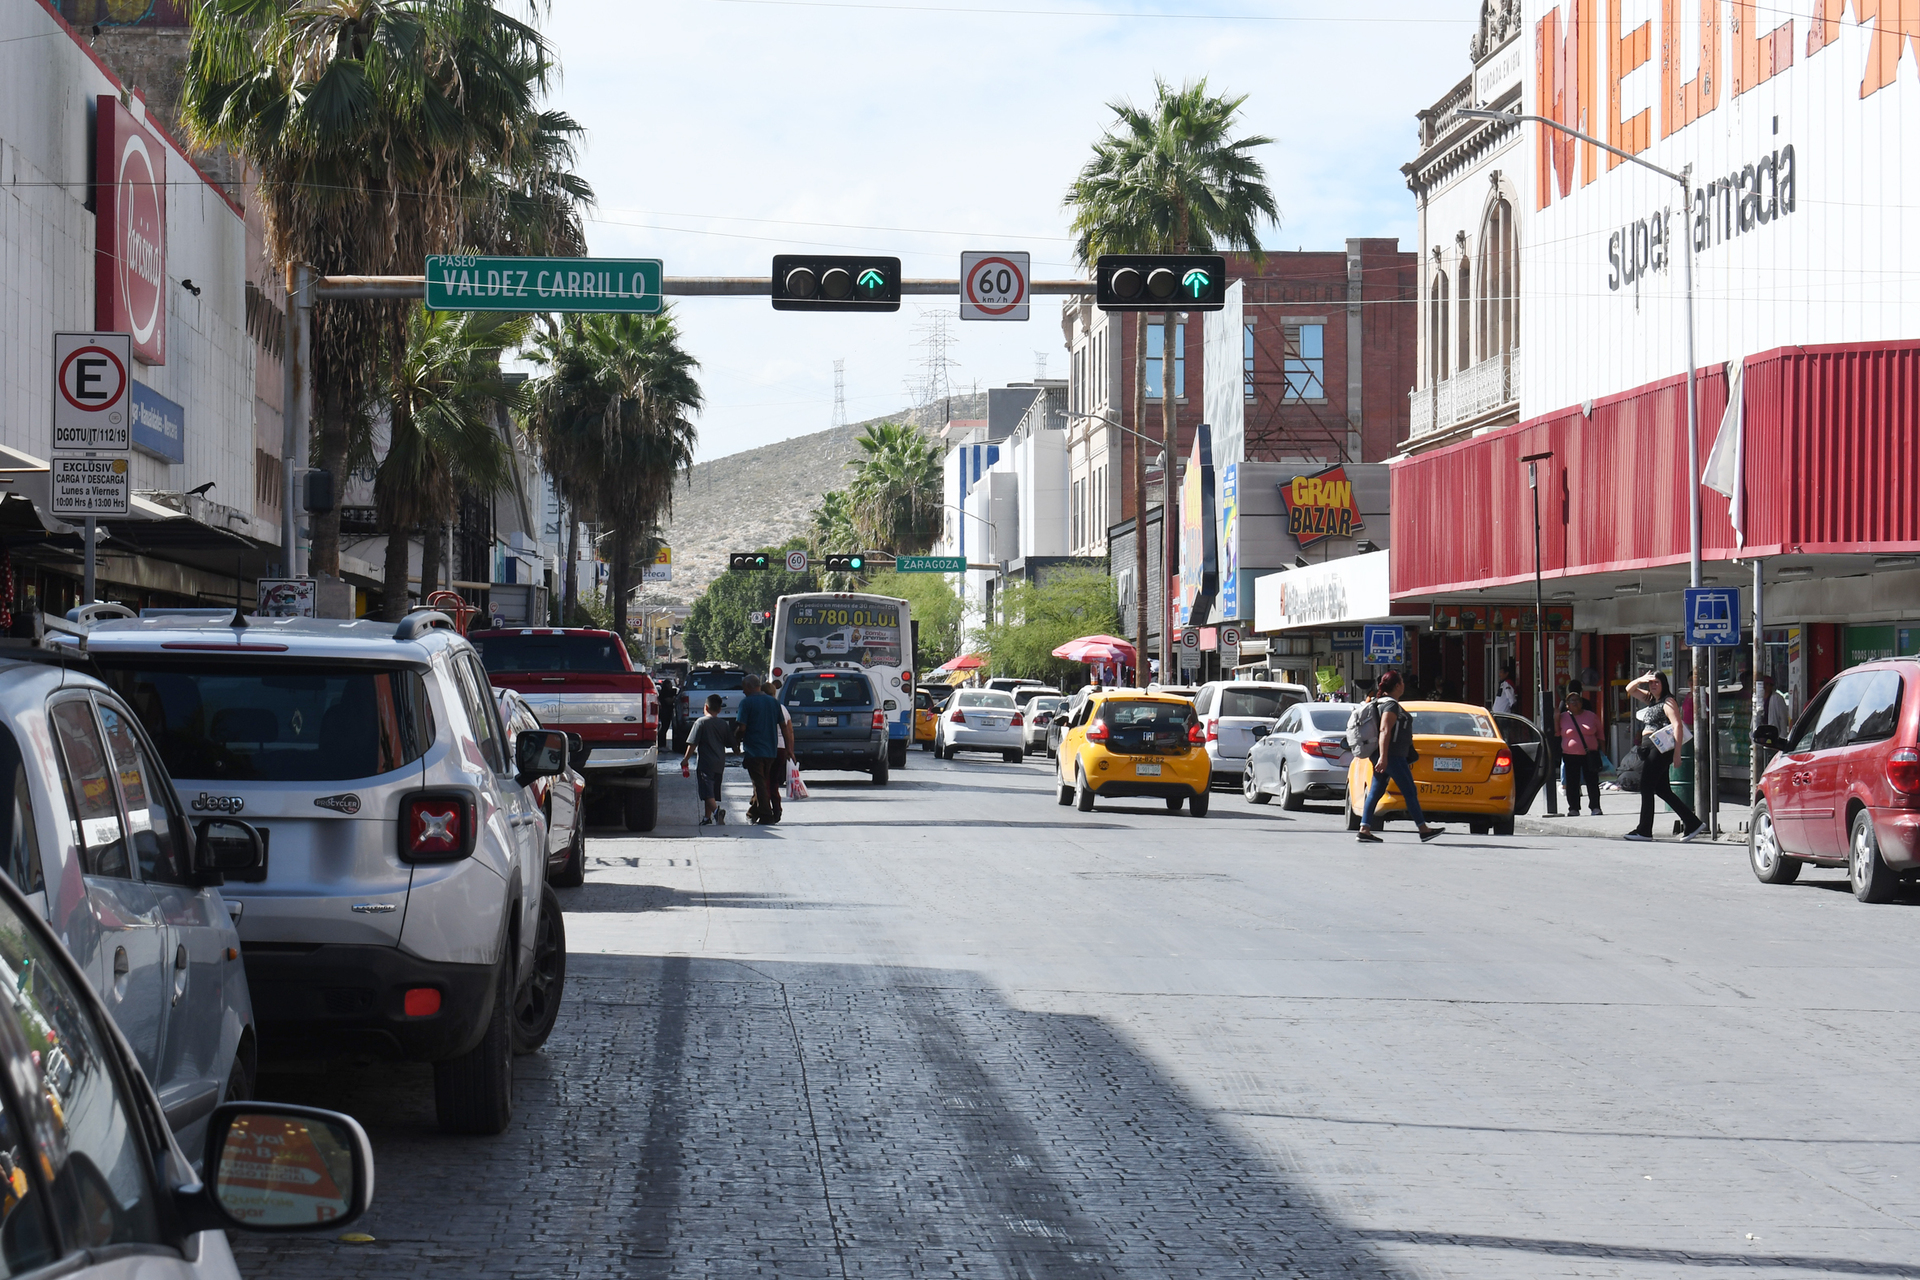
1095,254 -> 1228,312
771,255 -> 901,312
822,553 -> 867,573
729,551 -> 770,571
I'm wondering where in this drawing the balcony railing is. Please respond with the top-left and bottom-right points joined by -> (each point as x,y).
1407,349 -> 1521,440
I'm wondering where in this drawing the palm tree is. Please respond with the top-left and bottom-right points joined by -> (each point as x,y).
1065,77 -> 1277,676
846,423 -> 942,555
375,307 -> 530,619
524,312 -> 703,636
182,0 -> 562,581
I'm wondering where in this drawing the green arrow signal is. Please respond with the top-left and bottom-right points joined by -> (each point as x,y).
1183,268 -> 1212,297
857,269 -> 885,289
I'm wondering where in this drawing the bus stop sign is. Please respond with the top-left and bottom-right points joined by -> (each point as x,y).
1363,624 -> 1405,666
1685,587 -> 1740,647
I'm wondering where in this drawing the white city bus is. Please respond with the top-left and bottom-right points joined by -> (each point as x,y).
770,592 -> 914,767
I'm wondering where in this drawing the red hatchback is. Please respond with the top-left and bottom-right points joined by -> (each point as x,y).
1751,658 -> 1920,901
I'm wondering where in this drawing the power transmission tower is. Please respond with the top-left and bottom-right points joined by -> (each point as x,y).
831,359 -> 848,429
1034,350 -> 1050,380
906,309 -> 961,416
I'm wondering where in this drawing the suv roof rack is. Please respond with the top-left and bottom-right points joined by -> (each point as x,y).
395,611 -> 457,643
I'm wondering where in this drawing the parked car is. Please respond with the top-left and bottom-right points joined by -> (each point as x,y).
1343,701 -> 1516,835
783,665 -> 890,784
0,630 -> 261,1164
1750,658 -> 1920,901
469,627 -> 661,832
1054,690 -> 1209,815
934,689 -> 1024,762
497,687 -> 588,888
85,611 -> 571,1135
1243,701 -> 1356,809
1193,680 -> 1312,787
0,864 -> 375,1276
1024,696 -> 1067,756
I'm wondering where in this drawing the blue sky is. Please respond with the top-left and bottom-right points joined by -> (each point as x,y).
543,0 -> 1474,460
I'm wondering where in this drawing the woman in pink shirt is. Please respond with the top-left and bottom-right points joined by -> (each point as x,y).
1558,690 -> 1605,816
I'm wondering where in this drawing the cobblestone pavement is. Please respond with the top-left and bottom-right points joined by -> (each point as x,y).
236,753 -> 1920,1279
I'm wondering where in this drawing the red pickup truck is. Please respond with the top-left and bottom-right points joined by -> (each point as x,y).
470,627 -> 660,831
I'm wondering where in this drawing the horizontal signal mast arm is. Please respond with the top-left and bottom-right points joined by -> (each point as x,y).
311,276 -> 1094,298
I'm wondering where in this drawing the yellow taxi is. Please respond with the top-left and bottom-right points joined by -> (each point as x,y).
914,688 -> 940,750
1055,689 -> 1212,816
1344,700 -> 1516,835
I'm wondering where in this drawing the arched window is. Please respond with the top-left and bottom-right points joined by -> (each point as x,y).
1457,256 -> 1473,370
1478,198 -> 1518,361
1429,270 -> 1451,382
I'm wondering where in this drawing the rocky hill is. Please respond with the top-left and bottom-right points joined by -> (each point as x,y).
653,395 -> 985,607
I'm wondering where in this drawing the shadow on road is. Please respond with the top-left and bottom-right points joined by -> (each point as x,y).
235,954 -> 1403,1280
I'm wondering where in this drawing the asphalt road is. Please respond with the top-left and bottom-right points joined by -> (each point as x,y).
235,748 -> 1920,1279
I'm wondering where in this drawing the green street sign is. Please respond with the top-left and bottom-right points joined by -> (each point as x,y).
424,256 -> 663,313
896,555 -> 965,573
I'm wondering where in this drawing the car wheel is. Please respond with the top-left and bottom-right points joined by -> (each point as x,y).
223,1049 -> 252,1104
623,785 -> 658,833
1470,821 -> 1489,835
920,738 -> 934,752
1047,743 -> 1057,761
1189,790 -> 1210,818
888,739 -> 908,768
1850,809 -> 1897,903
1343,790 -> 1361,831
511,886 -> 567,1055
1492,816 -> 1515,836
1242,763 -> 1269,805
872,759 -> 889,786
1748,801 -> 1800,884
1075,767 -> 1096,812
1057,774 -> 1074,806
435,959 -> 514,1134
551,820 -> 586,889
1280,762 -> 1305,812
1003,749 -> 1022,764
1165,795 -> 1185,813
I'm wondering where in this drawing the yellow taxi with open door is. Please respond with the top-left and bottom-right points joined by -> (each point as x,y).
1344,700 -> 1517,835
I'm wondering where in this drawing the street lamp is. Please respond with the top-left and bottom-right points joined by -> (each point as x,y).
1458,106 -> 1712,833
1523,449 -> 1559,817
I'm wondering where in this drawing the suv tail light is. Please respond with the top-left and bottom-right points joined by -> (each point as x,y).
1011,712 -> 1024,727
951,709 -> 966,724
1188,722 -> 1206,745
872,709 -> 886,730
1205,718 -> 1218,742
1492,748 -> 1513,775
400,792 -> 476,862
1086,720 -> 1109,742
1888,747 -> 1920,795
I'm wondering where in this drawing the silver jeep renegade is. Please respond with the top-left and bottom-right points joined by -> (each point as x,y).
80,610 -> 570,1135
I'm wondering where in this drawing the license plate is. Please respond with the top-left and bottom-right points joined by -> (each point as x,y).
1434,757 -> 1463,772
817,716 -> 838,726
1135,762 -> 1162,776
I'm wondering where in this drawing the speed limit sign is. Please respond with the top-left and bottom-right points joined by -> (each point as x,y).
960,251 -> 1029,321
785,550 -> 809,573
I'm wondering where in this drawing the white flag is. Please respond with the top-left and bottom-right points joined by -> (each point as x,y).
1701,357 -> 1745,548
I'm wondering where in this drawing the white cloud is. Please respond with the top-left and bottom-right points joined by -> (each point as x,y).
546,0 -> 1472,459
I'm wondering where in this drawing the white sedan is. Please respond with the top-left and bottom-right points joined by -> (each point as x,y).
934,689 -> 1025,762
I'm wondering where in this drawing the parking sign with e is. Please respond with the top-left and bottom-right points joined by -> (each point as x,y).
53,333 -> 132,451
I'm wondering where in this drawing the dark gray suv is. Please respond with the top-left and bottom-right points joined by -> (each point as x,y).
784,667 -> 889,785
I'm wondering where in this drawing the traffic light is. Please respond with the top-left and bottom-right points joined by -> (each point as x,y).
1094,254 -> 1228,312
729,551 -> 770,571
771,255 -> 901,312
822,553 -> 867,573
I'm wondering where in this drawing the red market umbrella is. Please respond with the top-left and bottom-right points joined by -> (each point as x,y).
1052,634 -> 1137,665
934,653 -> 985,673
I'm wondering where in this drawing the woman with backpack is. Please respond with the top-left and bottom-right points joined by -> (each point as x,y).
1354,671 -> 1445,845
1623,670 -> 1703,842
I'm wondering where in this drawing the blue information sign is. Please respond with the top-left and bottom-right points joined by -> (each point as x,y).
1684,587 -> 1741,647
129,381 -> 184,463
1363,623 -> 1406,666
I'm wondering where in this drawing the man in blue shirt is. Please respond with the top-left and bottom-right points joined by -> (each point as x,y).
736,674 -> 791,824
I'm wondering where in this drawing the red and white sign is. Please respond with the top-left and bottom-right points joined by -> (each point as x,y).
94,96 -> 167,365
960,251 -> 1029,321
52,332 -> 132,451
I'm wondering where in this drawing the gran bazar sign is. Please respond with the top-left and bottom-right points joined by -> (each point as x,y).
1532,1 -> 1911,291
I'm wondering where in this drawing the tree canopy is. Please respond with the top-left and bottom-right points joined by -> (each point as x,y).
978,567 -> 1120,685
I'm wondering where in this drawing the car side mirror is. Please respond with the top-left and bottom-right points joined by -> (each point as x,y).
515,728 -> 568,786
194,819 -> 264,879
1752,724 -> 1783,750
1251,725 -> 1271,741
182,1102 -> 373,1233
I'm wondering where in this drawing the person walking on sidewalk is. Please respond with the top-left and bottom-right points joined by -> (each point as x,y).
1557,690 -> 1604,816
1623,670 -> 1703,842
737,674 -> 792,825
681,694 -> 731,827
1355,670 -> 1445,845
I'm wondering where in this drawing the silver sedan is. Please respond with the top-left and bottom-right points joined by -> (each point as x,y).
1242,702 -> 1358,809
934,689 -> 1025,762
1023,696 -> 1066,755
